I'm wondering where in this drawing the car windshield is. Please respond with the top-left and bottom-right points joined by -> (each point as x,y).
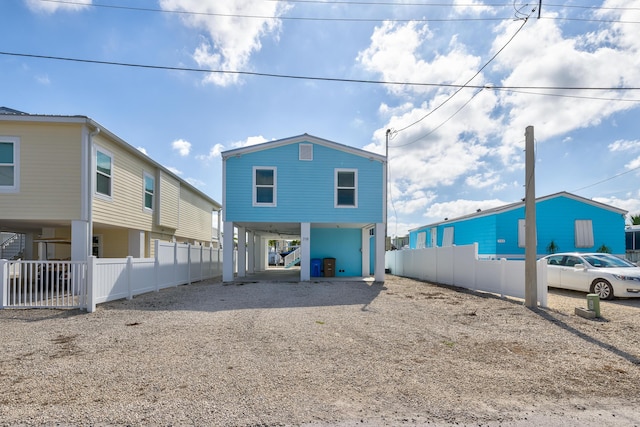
583,254 -> 635,268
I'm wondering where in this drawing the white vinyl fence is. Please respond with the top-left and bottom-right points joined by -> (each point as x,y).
385,244 -> 547,307
1,241 -> 223,312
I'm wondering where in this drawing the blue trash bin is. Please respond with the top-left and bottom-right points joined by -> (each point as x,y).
311,258 -> 322,277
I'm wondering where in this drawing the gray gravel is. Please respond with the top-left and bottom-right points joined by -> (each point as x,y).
1,275 -> 639,426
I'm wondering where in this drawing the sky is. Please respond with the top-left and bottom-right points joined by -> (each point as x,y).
2,0 -> 640,238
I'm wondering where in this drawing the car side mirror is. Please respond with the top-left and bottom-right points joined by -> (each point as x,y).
573,263 -> 584,269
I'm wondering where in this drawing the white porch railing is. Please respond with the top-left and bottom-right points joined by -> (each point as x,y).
1,260 -> 87,309
283,247 -> 301,268
1,241 -> 223,312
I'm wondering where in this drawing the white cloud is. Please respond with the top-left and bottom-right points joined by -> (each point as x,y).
465,171 -> 500,189
166,166 -> 182,176
196,143 -> 225,161
230,135 -> 269,149
25,0 -> 91,13
452,0 -> 495,16
171,139 -> 192,157
159,0 -> 291,86
136,146 -> 148,155
423,198 -> 508,224
35,75 -> 50,85
609,139 -> 640,152
625,156 -> 640,170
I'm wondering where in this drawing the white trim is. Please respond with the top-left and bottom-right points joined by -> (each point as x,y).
335,168 -> 358,208
143,171 -> 155,213
221,133 -> 386,163
94,145 -> 114,201
252,166 -> 277,207
0,136 -> 20,193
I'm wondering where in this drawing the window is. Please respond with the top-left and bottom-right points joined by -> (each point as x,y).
416,232 -> 426,249
0,137 -> 19,192
430,227 -> 437,247
518,219 -> 526,248
575,219 -> 594,248
335,169 -> 357,207
253,167 -> 276,206
143,172 -> 155,211
96,148 -> 113,198
442,227 -> 454,247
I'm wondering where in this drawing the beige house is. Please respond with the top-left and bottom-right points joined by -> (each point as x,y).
0,107 -> 221,261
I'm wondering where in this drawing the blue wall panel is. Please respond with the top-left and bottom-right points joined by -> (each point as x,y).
225,141 -> 383,223
310,227 -> 362,276
409,195 -> 626,258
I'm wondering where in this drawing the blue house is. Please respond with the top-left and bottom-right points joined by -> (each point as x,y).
221,134 -> 387,282
408,192 -> 627,259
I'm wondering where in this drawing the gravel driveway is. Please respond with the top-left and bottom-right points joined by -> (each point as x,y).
1,275 -> 639,426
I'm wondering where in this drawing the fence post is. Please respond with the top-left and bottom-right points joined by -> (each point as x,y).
187,244 -> 192,285
154,240 -> 160,292
173,242 -> 178,287
0,259 -> 7,309
86,256 -> 96,313
126,256 -> 133,300
500,258 -> 507,298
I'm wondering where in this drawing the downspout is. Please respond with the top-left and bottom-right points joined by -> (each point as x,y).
87,126 -> 100,259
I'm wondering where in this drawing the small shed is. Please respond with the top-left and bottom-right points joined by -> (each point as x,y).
409,192 -> 627,259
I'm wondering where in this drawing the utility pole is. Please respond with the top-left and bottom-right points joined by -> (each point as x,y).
385,129 -> 390,250
524,126 -> 538,308
537,0 -> 542,19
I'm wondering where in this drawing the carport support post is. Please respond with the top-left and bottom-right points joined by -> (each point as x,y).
222,221 -> 235,282
524,125 -> 538,308
300,222 -> 310,281
237,226 -> 247,278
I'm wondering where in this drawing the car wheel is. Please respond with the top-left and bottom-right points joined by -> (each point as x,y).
591,279 -> 614,300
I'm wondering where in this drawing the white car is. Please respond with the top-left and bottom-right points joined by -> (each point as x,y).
541,252 -> 640,300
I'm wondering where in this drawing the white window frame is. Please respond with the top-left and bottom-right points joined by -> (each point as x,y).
253,166 -> 277,207
430,227 -> 437,247
575,219 -> 594,248
442,227 -> 454,247
0,136 -> 19,193
95,146 -> 113,200
143,171 -> 155,212
335,168 -> 358,208
416,231 -> 426,249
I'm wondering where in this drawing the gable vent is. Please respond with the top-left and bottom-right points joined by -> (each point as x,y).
299,143 -> 313,161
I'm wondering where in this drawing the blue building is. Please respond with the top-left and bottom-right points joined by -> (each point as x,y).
409,192 -> 627,259
221,134 -> 387,281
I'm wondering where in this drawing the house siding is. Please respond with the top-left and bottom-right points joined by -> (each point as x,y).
158,171 -> 180,230
225,141 -> 383,223
92,134 -> 155,230
175,187 -> 215,243
0,122 -> 82,219
409,193 -> 626,258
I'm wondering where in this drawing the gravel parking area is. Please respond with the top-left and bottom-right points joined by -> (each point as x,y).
1,274 -> 639,426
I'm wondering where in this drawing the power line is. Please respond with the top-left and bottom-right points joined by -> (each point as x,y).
392,8 -> 532,135
2,50 -> 640,92
572,164 -> 640,193
35,0 -> 640,24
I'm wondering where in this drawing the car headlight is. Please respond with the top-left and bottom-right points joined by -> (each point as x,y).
612,274 -> 640,281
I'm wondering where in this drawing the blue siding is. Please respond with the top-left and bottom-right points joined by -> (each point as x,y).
225,141 -> 383,223
310,227 -> 362,276
409,194 -> 626,258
